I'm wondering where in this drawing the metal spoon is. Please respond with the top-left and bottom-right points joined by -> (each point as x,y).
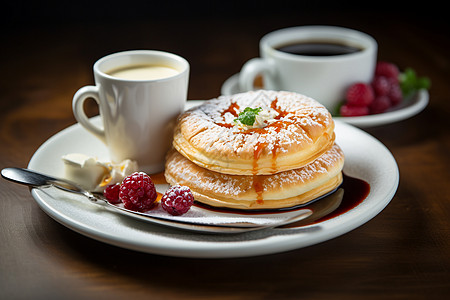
1,167 -> 312,234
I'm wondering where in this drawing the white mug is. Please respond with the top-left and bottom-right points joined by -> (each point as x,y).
239,26 -> 377,111
73,50 -> 189,174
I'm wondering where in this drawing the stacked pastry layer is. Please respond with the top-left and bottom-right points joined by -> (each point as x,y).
165,90 -> 344,210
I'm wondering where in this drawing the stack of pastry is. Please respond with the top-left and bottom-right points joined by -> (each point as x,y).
164,90 -> 344,210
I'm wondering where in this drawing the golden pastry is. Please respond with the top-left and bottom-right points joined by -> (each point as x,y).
164,143 -> 344,210
173,90 -> 335,175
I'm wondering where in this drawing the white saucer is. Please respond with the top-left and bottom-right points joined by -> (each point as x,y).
220,73 -> 429,128
27,115 -> 398,258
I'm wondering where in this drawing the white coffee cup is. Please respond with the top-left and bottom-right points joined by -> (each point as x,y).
239,26 -> 377,111
73,50 -> 189,174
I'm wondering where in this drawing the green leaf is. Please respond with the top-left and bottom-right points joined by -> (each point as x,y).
417,77 -> 431,90
235,107 -> 263,126
400,67 -> 431,99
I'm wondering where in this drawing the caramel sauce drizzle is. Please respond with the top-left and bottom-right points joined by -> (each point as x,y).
214,99 -> 292,206
221,101 -> 240,117
216,102 -> 240,128
271,98 -> 288,119
253,142 -> 268,205
215,122 -> 234,128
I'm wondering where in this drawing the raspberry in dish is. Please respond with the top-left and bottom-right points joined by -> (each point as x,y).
375,61 -> 400,83
119,172 -> 157,212
371,76 -> 391,96
339,104 -> 369,117
161,185 -> 194,216
388,83 -> 403,106
369,96 -> 391,114
345,82 -> 374,107
340,61 -> 406,116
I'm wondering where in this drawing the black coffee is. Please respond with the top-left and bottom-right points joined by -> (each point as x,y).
276,41 -> 362,56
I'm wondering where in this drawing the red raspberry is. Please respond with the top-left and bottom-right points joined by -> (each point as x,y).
340,104 -> 369,117
345,83 -> 374,107
161,185 -> 194,216
370,95 -> 391,114
372,76 -> 390,96
119,172 -> 157,212
104,183 -> 121,204
375,61 -> 400,83
388,82 -> 403,106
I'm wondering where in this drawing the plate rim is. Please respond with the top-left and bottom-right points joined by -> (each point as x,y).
27,117 -> 399,258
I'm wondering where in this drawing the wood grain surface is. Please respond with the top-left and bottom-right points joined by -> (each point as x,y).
1,2 -> 449,299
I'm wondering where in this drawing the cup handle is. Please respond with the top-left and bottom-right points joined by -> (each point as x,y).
72,86 -> 106,144
238,58 -> 276,92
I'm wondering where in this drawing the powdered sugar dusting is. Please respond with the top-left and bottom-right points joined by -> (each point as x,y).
166,144 -> 344,198
181,90 -> 333,155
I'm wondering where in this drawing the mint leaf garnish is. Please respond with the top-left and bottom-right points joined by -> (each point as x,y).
399,68 -> 431,99
235,107 -> 263,126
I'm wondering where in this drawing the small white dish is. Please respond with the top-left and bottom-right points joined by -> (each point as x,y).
220,73 -> 429,128
220,73 -> 241,95
27,116 -> 398,258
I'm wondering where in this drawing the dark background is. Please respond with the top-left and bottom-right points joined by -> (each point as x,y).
2,0 -> 448,102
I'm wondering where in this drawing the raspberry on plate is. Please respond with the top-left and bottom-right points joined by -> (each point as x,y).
340,104 -> 369,117
370,95 -> 391,114
161,185 -> 194,216
372,76 -> 391,96
104,183 -> 121,204
345,83 -> 374,107
375,61 -> 400,83
340,61 -> 406,117
388,82 -> 403,106
119,172 -> 157,212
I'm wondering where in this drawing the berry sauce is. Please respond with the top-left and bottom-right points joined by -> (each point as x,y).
312,174 -> 370,224
192,173 -> 370,227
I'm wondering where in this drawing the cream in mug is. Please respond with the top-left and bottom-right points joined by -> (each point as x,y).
107,65 -> 180,80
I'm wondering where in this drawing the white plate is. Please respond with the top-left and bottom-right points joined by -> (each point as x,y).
221,73 -> 429,128
28,113 -> 398,258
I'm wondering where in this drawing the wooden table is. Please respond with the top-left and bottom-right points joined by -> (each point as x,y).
1,5 -> 449,299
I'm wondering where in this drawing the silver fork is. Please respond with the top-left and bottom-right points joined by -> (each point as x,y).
1,167 -> 312,234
